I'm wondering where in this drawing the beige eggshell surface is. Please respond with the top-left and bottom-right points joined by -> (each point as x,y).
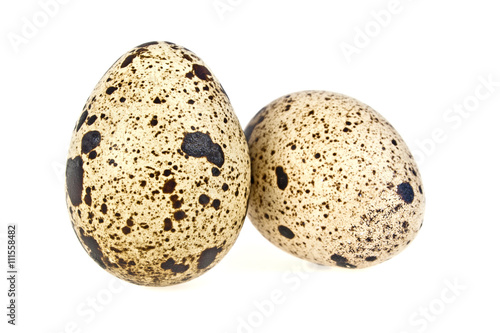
245,91 -> 425,269
65,41 -> 250,286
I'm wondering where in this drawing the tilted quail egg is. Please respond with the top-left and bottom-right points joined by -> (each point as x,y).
245,91 -> 425,269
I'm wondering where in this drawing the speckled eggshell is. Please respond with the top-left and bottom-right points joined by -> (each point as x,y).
245,91 -> 425,269
65,41 -> 250,286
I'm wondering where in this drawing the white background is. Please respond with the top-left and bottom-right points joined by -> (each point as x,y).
1,0 -> 499,332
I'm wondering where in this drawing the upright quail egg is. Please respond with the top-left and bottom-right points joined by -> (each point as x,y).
65,41 -> 250,286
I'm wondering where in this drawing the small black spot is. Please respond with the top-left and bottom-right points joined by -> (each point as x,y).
419,186 -> 423,194
121,54 -> 137,68
343,127 -> 351,133
192,64 -> 212,81
170,195 -> 182,209
212,199 -> 221,210
150,119 -> 158,126
161,258 -> 189,273
291,145 -> 297,150
397,182 -> 415,204
187,99 -> 195,105
183,54 -> 193,62
197,247 -> 222,269
106,87 -> 118,95
174,210 -> 186,221
330,254 -> 356,268
199,194 -> 210,205
84,187 -> 92,206
153,97 -> 162,104
163,170 -> 172,177
244,107 -> 266,141
118,258 -> 128,267
222,183 -> 229,191
76,111 -> 88,132
88,151 -> 97,160
275,167 -> 288,190
392,139 -> 398,146
314,153 -> 321,159
101,204 -> 108,214
278,225 -> 295,239
181,132 -> 224,167
171,263 -> 189,273
163,179 -> 177,194
122,226 -> 131,235
161,258 -> 174,270
211,167 -> 221,177
110,247 -> 122,253
137,41 -> 158,48
164,218 -> 173,231
79,228 -> 105,269
81,131 -> 101,154
87,115 -> 97,126
365,256 -> 377,262
120,97 -> 126,103
66,156 -> 84,206
331,255 -> 345,263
